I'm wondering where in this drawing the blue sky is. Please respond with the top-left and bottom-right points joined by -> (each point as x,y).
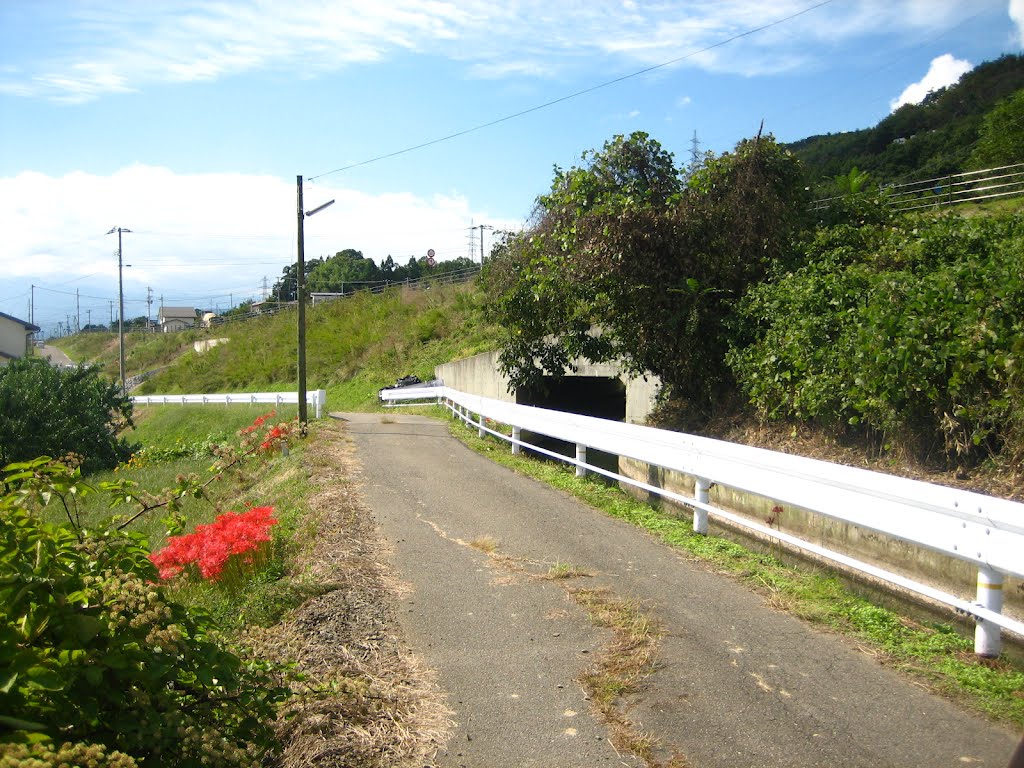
1,0 -> 1021,337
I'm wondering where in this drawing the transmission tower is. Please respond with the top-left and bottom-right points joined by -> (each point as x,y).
467,219 -> 477,261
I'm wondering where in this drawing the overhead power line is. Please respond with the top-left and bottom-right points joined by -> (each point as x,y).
308,0 -> 836,181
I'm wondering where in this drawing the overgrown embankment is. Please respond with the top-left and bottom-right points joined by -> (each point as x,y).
55,282 -> 502,411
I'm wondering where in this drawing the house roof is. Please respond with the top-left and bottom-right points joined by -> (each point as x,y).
158,306 -> 197,320
0,310 -> 41,332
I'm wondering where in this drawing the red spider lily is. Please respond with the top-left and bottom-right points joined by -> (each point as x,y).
150,506 -> 277,582
258,424 -> 289,453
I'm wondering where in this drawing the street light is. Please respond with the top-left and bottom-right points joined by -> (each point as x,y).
106,226 -> 131,394
296,175 -> 334,424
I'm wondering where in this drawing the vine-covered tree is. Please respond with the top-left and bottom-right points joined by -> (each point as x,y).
483,131 -> 807,423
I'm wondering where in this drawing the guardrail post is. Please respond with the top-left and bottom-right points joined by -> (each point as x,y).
693,477 -> 710,534
512,426 -> 521,455
975,567 -> 1004,658
478,414 -> 485,438
576,444 -> 587,478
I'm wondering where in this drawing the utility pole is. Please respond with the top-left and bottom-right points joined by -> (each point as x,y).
87,309 -> 92,329
296,176 -> 307,424
109,301 -> 114,327
107,227 -> 132,395
468,224 -> 494,264
295,176 -> 334,425
478,224 -> 494,264
147,287 -> 153,331
76,289 -> 80,333
467,219 -> 476,261
30,285 -> 34,326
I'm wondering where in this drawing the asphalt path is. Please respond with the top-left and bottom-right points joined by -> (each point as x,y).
37,344 -> 74,367
337,411 -> 1021,768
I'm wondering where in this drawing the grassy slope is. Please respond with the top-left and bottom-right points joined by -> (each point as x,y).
59,282 -> 500,412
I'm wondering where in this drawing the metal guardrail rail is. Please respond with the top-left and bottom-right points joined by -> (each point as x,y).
380,384 -> 1024,657
132,389 -> 327,419
811,162 -> 1024,213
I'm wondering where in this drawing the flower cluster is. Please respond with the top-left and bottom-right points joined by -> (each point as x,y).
236,410 -> 295,455
149,506 -> 277,582
239,410 -> 276,434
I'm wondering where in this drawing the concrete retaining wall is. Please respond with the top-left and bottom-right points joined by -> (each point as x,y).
435,350 -> 662,423
619,456 -> 1024,621
435,351 -> 514,403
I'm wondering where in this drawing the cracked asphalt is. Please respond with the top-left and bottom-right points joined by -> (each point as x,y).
336,411 -> 1021,768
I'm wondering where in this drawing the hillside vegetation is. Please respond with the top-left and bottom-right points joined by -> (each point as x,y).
788,54 -> 1024,190
55,282 -> 501,411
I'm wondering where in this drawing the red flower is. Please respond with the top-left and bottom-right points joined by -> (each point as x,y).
149,506 -> 277,582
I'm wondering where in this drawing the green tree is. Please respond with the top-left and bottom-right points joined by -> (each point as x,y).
0,358 -> 135,473
270,257 -> 323,302
307,248 -> 383,294
969,88 -> 1024,169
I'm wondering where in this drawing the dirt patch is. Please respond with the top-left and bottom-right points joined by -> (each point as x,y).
251,420 -> 452,768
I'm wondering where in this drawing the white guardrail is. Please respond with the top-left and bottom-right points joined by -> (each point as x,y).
380,384 -> 1024,657
132,389 -> 327,419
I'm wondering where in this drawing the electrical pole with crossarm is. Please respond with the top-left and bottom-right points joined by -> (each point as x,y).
106,226 -> 131,394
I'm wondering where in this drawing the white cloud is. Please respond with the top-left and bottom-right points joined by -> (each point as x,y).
0,1 -> 998,102
0,166 -> 520,329
1011,0 -> 1024,46
890,53 -> 973,111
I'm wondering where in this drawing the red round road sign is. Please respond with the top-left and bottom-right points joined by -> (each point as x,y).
427,248 -> 436,266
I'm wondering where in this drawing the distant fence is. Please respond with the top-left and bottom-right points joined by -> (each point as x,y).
380,384 -> 1024,658
132,389 -> 327,419
812,162 -> 1024,213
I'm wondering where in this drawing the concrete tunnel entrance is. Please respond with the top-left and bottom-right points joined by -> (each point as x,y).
515,376 -> 626,476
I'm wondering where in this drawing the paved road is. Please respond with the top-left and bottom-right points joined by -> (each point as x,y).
37,344 -> 74,367
338,412 -> 1021,768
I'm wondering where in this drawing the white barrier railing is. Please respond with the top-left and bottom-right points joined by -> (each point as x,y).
133,389 -> 328,419
380,384 -> 1024,656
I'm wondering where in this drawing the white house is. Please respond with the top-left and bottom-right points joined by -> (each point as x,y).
157,306 -> 197,333
0,311 -> 40,365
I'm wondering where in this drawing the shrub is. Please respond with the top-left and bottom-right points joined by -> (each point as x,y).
0,459 -> 290,766
0,359 -> 135,474
729,211 -> 1024,465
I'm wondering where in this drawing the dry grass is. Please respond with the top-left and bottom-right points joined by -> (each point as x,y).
468,534 -> 499,553
543,561 -> 593,580
567,587 -> 690,768
252,420 -> 453,768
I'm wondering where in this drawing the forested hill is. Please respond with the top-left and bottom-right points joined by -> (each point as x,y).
787,54 -> 1024,189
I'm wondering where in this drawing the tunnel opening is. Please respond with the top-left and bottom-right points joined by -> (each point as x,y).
515,376 -> 626,477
